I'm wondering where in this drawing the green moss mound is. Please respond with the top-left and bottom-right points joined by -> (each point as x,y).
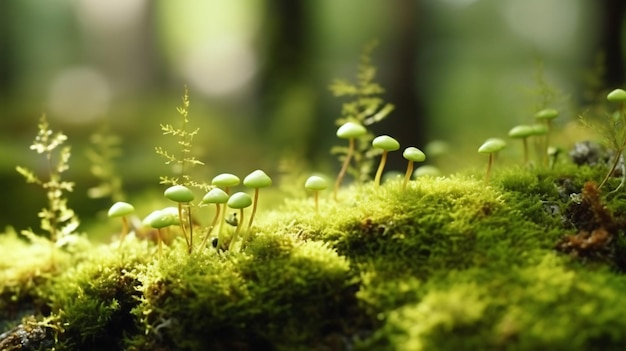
3,165 -> 626,350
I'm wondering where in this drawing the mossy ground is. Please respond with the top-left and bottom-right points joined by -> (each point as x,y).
3,163 -> 626,350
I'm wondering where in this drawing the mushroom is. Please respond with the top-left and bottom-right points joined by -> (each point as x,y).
507,125 -> 535,165
143,209 -> 177,257
478,138 -> 506,184
607,88 -> 626,103
200,188 -> 229,250
334,122 -> 367,201
372,135 -> 400,186
107,201 -> 135,248
304,175 -> 328,213
402,147 -> 426,190
242,169 -> 272,233
413,165 -> 441,178
211,173 -> 240,195
226,192 -> 253,251
211,173 -> 240,246
535,108 -> 559,165
164,184 -> 195,254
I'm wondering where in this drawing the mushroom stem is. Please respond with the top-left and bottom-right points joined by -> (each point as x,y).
247,188 -> 259,232
118,216 -> 129,249
543,121 -> 551,166
334,138 -> 355,201
600,102 -> 626,190
177,204 -> 189,246
156,228 -> 163,258
600,137 -> 626,190
200,204 -> 221,250
178,202 -> 193,254
228,208 -> 245,251
314,191 -> 319,213
186,205 -> 193,254
214,187 -> 230,249
374,151 -> 389,186
216,210 -> 226,250
522,138 -> 529,165
403,160 -> 415,190
485,154 -> 493,184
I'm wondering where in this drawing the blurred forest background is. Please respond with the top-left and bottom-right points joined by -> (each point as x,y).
0,0 -> 625,235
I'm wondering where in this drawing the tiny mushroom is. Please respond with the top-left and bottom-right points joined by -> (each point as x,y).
530,123 -> 548,136
372,135 -> 400,186
507,125 -> 535,165
478,138 -> 506,184
243,170 -> 272,233
402,147 -> 426,190
607,88 -> 626,103
547,146 -> 562,170
107,201 -> 135,247
200,188 -> 229,250
413,165 -> 441,178
334,122 -> 367,201
226,192 -> 253,251
535,108 -> 559,122
211,173 -> 241,195
143,209 -> 177,257
164,184 -> 195,254
304,175 -> 328,213
211,173 -> 240,245
535,108 -> 559,165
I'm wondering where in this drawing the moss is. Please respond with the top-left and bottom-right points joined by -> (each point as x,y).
361,254 -> 626,351
0,229 -> 72,331
42,239 -> 149,350
129,235 -> 363,350
5,164 -> 626,350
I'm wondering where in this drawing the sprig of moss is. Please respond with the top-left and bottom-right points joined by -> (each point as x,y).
15,115 -> 79,244
329,41 -> 395,184
85,123 -> 125,202
155,86 -> 209,191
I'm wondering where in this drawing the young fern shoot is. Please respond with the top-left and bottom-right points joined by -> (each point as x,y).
155,86 -> 210,252
155,85 -> 208,191
16,115 -> 80,249
329,40 -> 395,184
86,123 -> 125,202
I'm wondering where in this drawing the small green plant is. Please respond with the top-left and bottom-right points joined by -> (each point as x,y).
164,184 -> 195,254
478,138 -> 506,184
329,41 -> 395,185
305,175 -> 328,213
227,192 -> 252,251
155,86 -> 209,191
372,135 -> 400,186
86,123 -> 125,202
16,115 -> 80,247
107,201 -> 135,247
243,169 -> 272,233
402,147 -> 426,190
